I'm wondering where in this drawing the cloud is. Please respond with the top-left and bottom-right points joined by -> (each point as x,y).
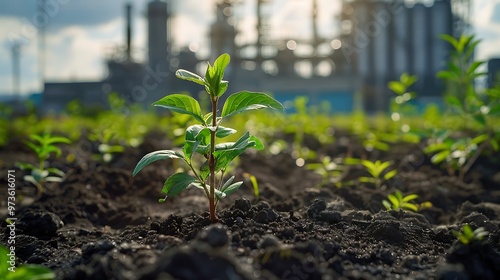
492,3 -> 500,23
0,0 -> 146,30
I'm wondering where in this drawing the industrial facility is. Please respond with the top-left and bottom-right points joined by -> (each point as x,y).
42,0 -> 471,114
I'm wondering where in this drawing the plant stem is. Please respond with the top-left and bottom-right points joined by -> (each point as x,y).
208,96 -> 218,222
459,140 -> 487,182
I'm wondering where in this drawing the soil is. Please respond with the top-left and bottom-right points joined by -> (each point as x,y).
1,131 -> 500,280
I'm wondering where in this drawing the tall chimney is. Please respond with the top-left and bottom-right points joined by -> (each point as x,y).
126,3 -> 132,61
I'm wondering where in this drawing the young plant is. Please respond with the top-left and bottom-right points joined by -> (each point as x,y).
453,224 -> 488,245
346,158 -> 397,188
305,156 -> 344,187
89,127 -> 124,164
133,53 -> 283,222
424,131 -> 489,181
388,72 -> 418,126
382,190 -> 431,212
0,245 -> 54,280
16,132 -> 70,197
438,34 -> 487,127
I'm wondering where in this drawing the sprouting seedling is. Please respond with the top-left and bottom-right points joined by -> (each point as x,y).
424,132 -> 489,181
305,156 -> 343,187
382,190 -> 432,212
345,158 -> 397,188
16,132 -> 70,197
243,173 -> 260,199
453,224 -> 489,245
388,72 -> 418,126
89,127 -> 124,164
133,53 -> 283,222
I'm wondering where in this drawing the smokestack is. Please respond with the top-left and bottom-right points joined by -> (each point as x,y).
126,3 -> 132,61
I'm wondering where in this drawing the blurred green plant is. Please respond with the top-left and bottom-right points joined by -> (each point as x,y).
16,132 -> 70,197
424,131 -> 489,181
453,224 -> 488,245
345,158 -> 397,188
382,190 -> 432,212
89,127 -> 124,164
305,156 -> 344,187
0,245 -> 54,280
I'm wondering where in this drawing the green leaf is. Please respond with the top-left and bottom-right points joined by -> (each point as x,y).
15,162 -> 37,170
344,157 -> 361,165
431,150 -> 450,164
162,173 -> 198,197
402,194 -> 418,203
221,91 -> 284,118
491,139 -> 499,152
216,126 -> 237,138
213,132 -> 256,171
45,136 -> 71,145
387,194 -> 399,208
9,265 -> 55,280
436,70 -> 458,80
384,169 -> 397,181
444,95 -> 462,108
440,34 -> 458,50
133,150 -> 184,176
175,69 -> 205,86
423,142 -> 449,154
249,135 -> 264,150
388,81 -> 405,95
221,176 -> 236,191
401,203 -> 418,212
467,61 -> 485,75
153,94 -> 205,124
217,81 -> 229,97
184,125 -> 211,161
382,200 -> 392,210
221,181 -> 243,196
471,134 -> 488,145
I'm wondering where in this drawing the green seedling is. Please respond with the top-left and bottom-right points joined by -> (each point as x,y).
453,224 -> 488,245
133,53 -> 283,222
0,245 -> 54,280
438,34 -> 492,128
305,156 -> 344,187
16,132 -> 70,197
424,131 -> 489,181
388,72 -> 418,124
346,158 -> 397,188
382,190 -> 432,212
243,173 -> 260,199
89,127 -> 124,164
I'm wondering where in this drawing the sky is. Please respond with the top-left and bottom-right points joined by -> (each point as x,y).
0,0 -> 499,96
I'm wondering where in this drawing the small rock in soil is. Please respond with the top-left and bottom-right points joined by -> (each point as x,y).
139,244 -> 251,280
435,263 -> 467,280
17,210 -> 64,239
307,199 -> 326,219
233,198 -> 252,213
258,234 -> 281,249
157,215 -> 183,236
366,219 -> 403,244
253,208 -> 279,224
197,224 -> 230,248
318,210 -> 342,224
82,240 -> 116,258
460,212 -> 498,232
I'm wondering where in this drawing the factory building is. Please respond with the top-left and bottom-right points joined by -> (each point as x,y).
43,0 -> 461,114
